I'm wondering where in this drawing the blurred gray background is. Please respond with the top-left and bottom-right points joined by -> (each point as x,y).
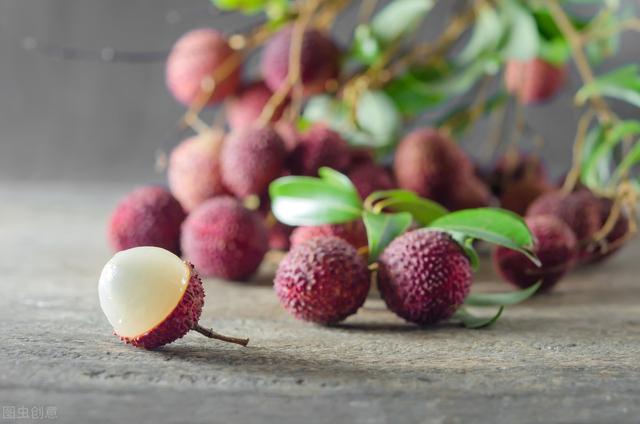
0,0 -> 638,183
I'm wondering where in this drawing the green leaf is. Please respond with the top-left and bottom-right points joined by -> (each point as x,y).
362,211 -> 413,261
457,5 -> 504,64
448,231 -> 480,270
212,0 -> 274,13
436,91 -> 509,135
365,189 -> 448,226
501,0 -> 540,61
465,282 -> 541,307
538,37 -> 571,65
429,208 -> 539,265
351,25 -> 382,65
576,65 -> 640,108
356,90 -> 402,148
303,95 -> 374,146
371,0 -> 434,44
453,306 -> 504,329
612,140 -> 640,181
269,168 -> 363,226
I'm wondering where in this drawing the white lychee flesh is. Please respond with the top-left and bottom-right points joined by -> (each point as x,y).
98,246 -> 190,338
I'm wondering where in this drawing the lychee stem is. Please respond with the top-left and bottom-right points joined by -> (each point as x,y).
193,324 -> 249,347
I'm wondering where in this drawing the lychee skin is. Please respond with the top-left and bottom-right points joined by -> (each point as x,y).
290,220 -> 368,249
493,215 -> 577,292
108,186 -> 186,254
181,196 -> 268,280
166,28 -> 240,106
226,81 -> 287,130
289,124 -> 351,176
274,236 -> 370,324
393,128 -> 473,203
221,126 -> 286,197
122,263 -> 204,349
261,26 -> 340,95
504,58 -> 567,104
499,178 -> 551,216
377,230 -> 472,326
167,131 -> 227,212
443,176 -> 491,211
348,163 -> 396,199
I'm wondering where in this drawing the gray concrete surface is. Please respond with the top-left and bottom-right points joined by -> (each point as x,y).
1,182 -> 639,423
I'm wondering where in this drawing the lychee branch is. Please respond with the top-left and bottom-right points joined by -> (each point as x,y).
192,324 -> 250,347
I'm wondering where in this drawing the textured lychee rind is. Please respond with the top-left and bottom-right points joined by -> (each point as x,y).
348,163 -> 396,199
504,58 -> 567,104
221,126 -> 286,197
443,175 -> 491,211
290,220 -> 368,249
289,124 -> 351,176
261,26 -> 340,95
167,131 -> 227,211
226,81 -> 287,129
274,236 -> 370,324
499,178 -> 551,216
493,215 -> 577,292
166,28 -> 240,106
120,262 -> 204,349
377,229 -> 472,326
181,196 -> 268,280
108,186 -> 186,254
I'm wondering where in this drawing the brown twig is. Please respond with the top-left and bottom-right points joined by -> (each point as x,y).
562,109 -> 596,194
193,324 -> 249,347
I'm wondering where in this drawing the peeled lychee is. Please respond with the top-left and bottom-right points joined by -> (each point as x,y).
221,125 -> 286,197
98,246 -> 248,349
226,81 -> 288,130
181,196 -> 268,280
377,230 -> 472,325
505,58 -> 567,104
274,236 -> 370,324
290,220 -> 368,249
261,26 -> 340,95
108,186 -> 186,254
166,28 -> 240,106
347,163 -> 395,199
289,124 -> 351,176
493,215 -> 577,292
167,130 -> 227,212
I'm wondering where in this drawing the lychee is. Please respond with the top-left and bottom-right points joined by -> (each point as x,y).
220,125 -> 286,197
504,58 -> 567,104
493,215 -> 577,292
288,124 -> 351,176
377,229 -> 472,325
226,81 -> 288,130
108,186 -> 186,254
290,220 -> 368,249
167,130 -> 227,212
98,246 -> 248,349
181,196 -> 268,280
166,28 -> 240,107
274,120 -> 300,153
442,176 -> 491,211
347,163 -> 396,199
261,26 -> 340,95
274,236 -> 370,324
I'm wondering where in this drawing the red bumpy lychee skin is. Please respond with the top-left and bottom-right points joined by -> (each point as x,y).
289,124 -> 351,176
290,220 -> 368,249
221,126 -> 286,197
493,215 -> 577,292
274,236 -> 370,324
377,230 -> 472,326
108,186 -> 186,254
347,163 -> 396,199
504,58 -> 567,104
527,189 -> 629,263
443,175 -> 492,211
166,28 -> 241,106
226,81 -> 288,130
181,196 -> 268,280
122,263 -> 204,349
167,130 -> 227,212
261,26 -> 340,95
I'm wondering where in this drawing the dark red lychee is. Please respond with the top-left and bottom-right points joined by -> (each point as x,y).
442,176 -> 491,211
377,229 -> 472,325
108,186 -> 186,254
289,124 -> 351,175
261,26 -> 340,95
181,196 -> 268,280
274,236 -> 370,324
290,220 -> 368,249
167,130 -> 227,211
226,81 -> 288,129
347,163 -> 396,199
493,215 -> 577,292
166,28 -> 241,106
393,128 -> 473,204
220,125 -> 286,197
504,58 -> 567,104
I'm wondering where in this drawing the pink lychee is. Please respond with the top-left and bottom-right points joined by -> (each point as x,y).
504,58 -> 567,104
288,124 -> 351,176
226,81 -> 288,130
290,220 -> 368,250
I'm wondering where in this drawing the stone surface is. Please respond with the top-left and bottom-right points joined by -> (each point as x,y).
1,183 -> 639,424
